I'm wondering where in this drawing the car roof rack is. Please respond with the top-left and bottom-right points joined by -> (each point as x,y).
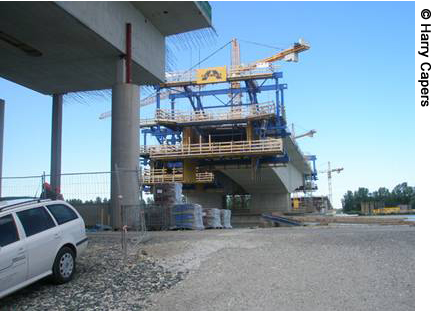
0,198 -> 52,212
0,196 -> 37,202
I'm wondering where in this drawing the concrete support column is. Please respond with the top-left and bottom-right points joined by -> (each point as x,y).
250,192 -> 291,214
0,99 -> 4,197
110,82 -> 140,229
184,191 -> 224,209
50,94 -> 63,193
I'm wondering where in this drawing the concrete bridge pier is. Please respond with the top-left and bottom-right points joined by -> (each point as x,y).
110,82 -> 140,230
50,94 -> 63,194
184,191 -> 224,209
249,192 -> 291,214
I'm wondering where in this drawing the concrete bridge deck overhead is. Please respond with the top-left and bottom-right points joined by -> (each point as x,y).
1,1 -> 213,229
0,1 -> 211,94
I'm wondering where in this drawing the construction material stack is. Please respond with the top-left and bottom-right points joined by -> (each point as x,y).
171,203 -> 204,230
203,208 -> 222,229
220,209 -> 232,229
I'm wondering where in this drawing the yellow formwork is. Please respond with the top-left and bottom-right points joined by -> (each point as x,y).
141,138 -> 283,160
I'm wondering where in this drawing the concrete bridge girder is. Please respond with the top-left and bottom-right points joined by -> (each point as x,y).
185,137 -> 311,213
224,137 -> 310,213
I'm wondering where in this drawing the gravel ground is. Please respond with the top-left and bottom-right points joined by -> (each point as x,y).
1,234 -> 186,310
1,225 -> 414,311
146,225 -> 415,311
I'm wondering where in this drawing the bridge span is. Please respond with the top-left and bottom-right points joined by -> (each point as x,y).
183,136 -> 312,213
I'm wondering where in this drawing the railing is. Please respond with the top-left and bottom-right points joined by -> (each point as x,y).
165,70 -> 197,84
228,64 -> 279,77
140,119 -> 158,127
141,138 -> 283,159
140,102 -> 275,126
163,65 -> 279,84
143,168 -> 214,184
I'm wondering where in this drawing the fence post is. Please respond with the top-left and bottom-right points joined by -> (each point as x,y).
41,172 -> 46,198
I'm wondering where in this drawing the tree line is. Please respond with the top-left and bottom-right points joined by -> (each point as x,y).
66,197 -> 109,205
66,196 -> 153,206
342,182 -> 415,213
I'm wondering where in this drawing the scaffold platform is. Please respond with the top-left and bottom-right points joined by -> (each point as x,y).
141,138 -> 283,160
140,102 -> 275,128
143,168 -> 214,184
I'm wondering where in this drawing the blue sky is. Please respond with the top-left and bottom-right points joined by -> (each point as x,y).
0,1 -> 414,208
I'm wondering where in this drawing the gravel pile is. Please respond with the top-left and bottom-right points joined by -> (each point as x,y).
1,236 -> 186,310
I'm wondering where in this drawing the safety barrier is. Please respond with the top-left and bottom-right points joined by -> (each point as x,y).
141,138 -> 283,159
142,168 -> 214,184
140,101 -> 275,127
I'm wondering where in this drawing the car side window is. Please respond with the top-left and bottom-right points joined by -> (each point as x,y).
0,214 -> 20,247
46,204 -> 78,225
16,206 -> 56,237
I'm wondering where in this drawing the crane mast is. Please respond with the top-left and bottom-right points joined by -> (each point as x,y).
230,38 -> 242,109
319,161 -> 344,208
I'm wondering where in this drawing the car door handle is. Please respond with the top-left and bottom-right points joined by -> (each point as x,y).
12,255 -> 26,263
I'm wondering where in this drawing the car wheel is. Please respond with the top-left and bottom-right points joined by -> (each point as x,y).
52,246 -> 76,284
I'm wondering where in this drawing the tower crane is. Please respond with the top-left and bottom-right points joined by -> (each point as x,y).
230,38 -> 242,109
319,162 -> 343,209
291,123 -> 316,140
233,38 -> 310,74
99,38 -> 310,119
293,130 -> 316,140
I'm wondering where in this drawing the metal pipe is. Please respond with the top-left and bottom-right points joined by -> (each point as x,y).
156,86 -> 161,109
125,23 -> 132,84
50,94 -> 63,194
275,78 -> 280,117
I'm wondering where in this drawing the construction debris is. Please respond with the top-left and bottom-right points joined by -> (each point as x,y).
260,213 -> 302,226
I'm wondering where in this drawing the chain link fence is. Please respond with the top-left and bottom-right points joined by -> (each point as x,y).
1,171 -> 112,201
143,204 -> 172,231
1,170 -> 152,258
1,171 -> 114,227
0,171 -> 147,228
1,174 -> 45,198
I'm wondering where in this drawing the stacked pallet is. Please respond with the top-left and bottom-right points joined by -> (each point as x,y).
203,208 -> 222,229
171,203 -> 204,230
221,209 -> 232,229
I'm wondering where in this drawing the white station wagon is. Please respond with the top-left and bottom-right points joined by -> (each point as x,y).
0,198 -> 88,299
